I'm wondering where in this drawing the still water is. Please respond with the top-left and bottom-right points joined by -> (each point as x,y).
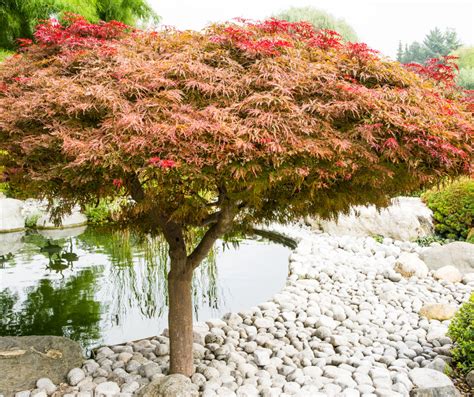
0,227 -> 291,352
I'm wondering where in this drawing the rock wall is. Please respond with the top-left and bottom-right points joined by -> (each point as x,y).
308,197 -> 433,241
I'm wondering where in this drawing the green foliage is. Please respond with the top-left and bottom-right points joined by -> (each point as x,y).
0,149 -> 8,195
448,294 -> 474,373
371,234 -> 384,244
25,213 -> 40,228
452,47 -> 474,69
398,27 -> 462,64
273,7 -> 358,42
84,200 -> 113,225
413,235 -> 448,247
0,0 -> 159,49
422,178 -> 474,241
450,47 -> 474,89
0,49 -> 14,62
457,67 -> 474,90
84,198 -> 128,225
424,28 -> 462,59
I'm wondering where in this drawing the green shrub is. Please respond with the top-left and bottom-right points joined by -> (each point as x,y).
452,47 -> 474,69
448,294 -> 474,373
84,200 -> 113,225
457,67 -> 474,90
25,213 -> 41,228
84,198 -> 128,225
413,235 -> 448,247
422,178 -> 474,241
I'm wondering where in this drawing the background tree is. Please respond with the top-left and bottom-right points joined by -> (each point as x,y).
0,16 -> 472,375
423,27 -> 461,59
273,6 -> 358,41
399,27 -> 462,64
396,41 -> 403,62
452,47 -> 474,89
403,41 -> 427,64
0,0 -> 158,50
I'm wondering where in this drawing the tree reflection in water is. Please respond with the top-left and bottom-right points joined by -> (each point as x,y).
77,227 -> 221,324
0,268 -> 103,349
0,227 -> 222,350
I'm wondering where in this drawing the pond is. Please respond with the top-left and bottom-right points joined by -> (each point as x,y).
0,227 -> 292,353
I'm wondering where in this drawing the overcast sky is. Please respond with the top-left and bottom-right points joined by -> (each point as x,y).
149,0 -> 474,58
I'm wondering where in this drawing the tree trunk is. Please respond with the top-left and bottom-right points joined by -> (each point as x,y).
168,260 -> 194,376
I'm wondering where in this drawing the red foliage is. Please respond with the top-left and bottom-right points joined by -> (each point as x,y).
148,158 -> 177,168
0,17 -> 472,225
346,42 -> 379,60
405,56 -> 459,87
113,179 -> 124,188
308,30 -> 343,50
30,13 -> 130,51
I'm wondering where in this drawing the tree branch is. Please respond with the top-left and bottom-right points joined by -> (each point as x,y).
187,201 -> 237,269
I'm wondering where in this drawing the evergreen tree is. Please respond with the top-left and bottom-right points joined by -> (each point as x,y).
406,41 -> 427,64
399,27 -> 463,64
423,27 -> 449,59
396,41 -> 403,62
444,28 -> 462,54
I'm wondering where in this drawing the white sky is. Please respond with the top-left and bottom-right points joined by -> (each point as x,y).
149,0 -> 474,58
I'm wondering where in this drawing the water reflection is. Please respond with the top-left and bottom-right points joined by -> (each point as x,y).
0,269 -> 102,348
0,227 -> 291,350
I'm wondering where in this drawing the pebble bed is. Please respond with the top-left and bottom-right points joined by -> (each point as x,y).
24,225 -> 473,397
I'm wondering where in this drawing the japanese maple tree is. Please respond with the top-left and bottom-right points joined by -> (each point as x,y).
0,15 -> 473,375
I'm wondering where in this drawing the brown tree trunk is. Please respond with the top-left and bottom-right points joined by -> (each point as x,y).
159,199 -> 237,376
168,259 -> 194,376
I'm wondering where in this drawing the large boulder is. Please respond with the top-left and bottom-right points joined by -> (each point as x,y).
420,242 -> 474,274
138,374 -> 199,397
466,370 -> 474,388
0,336 -> 84,396
394,253 -> 429,278
308,197 -> 433,240
419,304 -> 458,321
38,225 -> 87,240
0,231 -> 24,257
21,199 -> 47,221
409,368 -> 459,396
409,368 -> 460,397
0,198 -> 25,233
36,207 -> 87,230
433,266 -> 463,283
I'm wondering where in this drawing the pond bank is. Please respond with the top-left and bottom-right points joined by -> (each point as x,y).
4,224 -> 473,397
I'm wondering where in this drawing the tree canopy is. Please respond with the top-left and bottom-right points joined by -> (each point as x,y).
0,0 -> 158,49
0,16 -> 472,375
273,7 -> 358,42
0,16 -> 471,223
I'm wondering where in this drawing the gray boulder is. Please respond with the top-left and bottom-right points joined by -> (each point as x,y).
308,197 -> 433,240
420,242 -> 474,274
38,226 -> 87,240
394,253 -> 429,278
0,231 -> 24,257
36,207 -> 87,230
0,336 -> 83,396
0,198 -> 25,233
409,368 -> 459,396
466,370 -> 474,388
138,374 -> 199,397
